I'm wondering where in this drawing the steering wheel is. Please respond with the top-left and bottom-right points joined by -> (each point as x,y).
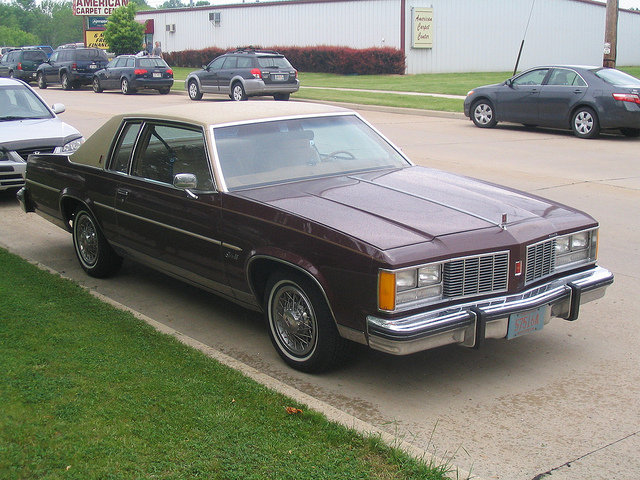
324,150 -> 356,162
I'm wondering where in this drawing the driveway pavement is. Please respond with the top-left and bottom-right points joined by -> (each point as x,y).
1,88 -> 638,480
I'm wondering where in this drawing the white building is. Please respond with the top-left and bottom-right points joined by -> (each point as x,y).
136,0 -> 640,74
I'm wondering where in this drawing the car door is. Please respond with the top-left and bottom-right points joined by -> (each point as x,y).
43,50 -> 63,83
216,56 -> 238,95
0,51 -> 12,76
538,68 -> 588,127
496,68 -> 549,124
199,56 -> 226,93
100,57 -> 120,88
109,120 -> 231,295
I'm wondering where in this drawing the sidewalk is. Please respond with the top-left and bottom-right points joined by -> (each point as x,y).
301,85 -> 466,100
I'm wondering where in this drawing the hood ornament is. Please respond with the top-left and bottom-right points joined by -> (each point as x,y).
500,213 -> 508,230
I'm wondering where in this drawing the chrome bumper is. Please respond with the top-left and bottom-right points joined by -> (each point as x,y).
366,266 -> 614,355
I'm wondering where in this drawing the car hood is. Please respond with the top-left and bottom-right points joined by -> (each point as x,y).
0,117 -> 82,149
236,166 -> 595,251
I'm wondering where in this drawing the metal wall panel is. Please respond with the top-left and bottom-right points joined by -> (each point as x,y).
137,0 -> 640,74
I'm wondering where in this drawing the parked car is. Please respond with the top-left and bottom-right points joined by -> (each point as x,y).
0,78 -> 83,192
36,47 -> 109,90
0,47 -> 18,60
185,47 -> 299,101
464,65 -> 640,139
0,49 -> 49,82
22,45 -> 54,58
17,102 -> 613,372
92,55 -> 173,95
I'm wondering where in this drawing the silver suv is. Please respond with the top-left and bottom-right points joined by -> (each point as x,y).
185,48 -> 299,101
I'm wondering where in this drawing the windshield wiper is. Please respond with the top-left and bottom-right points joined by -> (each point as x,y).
0,116 -> 45,121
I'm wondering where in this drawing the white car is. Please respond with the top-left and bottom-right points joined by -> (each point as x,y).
0,78 -> 84,192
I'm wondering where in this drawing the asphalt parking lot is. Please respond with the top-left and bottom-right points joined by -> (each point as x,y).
1,87 -> 638,480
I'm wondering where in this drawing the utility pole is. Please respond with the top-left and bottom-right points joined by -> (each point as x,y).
603,0 -> 619,68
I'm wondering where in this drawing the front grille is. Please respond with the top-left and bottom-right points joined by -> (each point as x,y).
15,146 -> 56,161
443,252 -> 509,298
526,239 -> 556,284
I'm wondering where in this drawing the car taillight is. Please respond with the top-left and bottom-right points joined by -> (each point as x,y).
166,69 -> 173,75
17,62 -> 23,70
71,62 -> 77,70
134,69 -> 148,75
613,93 -> 640,104
250,68 -> 262,79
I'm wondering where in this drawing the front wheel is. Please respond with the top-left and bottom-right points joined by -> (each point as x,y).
61,73 -> 72,91
72,207 -> 123,278
471,99 -> 497,128
572,107 -> 600,139
37,73 -> 47,89
92,77 -> 103,93
188,80 -> 203,100
231,82 -> 248,101
265,271 -> 350,372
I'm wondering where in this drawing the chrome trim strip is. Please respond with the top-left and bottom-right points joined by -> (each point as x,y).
367,266 -> 613,355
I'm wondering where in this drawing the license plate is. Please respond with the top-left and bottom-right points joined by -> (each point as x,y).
507,306 -> 546,339
273,74 -> 285,81
153,72 -> 161,78
89,64 -> 97,69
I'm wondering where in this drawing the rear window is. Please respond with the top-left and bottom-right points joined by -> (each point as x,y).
75,49 -> 108,61
595,68 -> 640,86
139,58 -> 169,68
257,56 -> 293,69
23,50 -> 48,62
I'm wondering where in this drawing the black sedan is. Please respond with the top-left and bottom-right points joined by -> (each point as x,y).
464,65 -> 640,139
92,55 -> 173,95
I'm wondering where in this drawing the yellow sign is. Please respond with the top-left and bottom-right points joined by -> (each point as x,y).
412,8 -> 434,49
85,30 -> 108,50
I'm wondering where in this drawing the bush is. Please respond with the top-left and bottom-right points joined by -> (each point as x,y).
165,45 -> 405,75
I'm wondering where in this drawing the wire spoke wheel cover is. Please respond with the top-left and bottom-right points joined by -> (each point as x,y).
74,212 -> 99,268
270,281 -> 317,359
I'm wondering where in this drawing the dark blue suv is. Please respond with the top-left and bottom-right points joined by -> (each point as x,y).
36,48 -> 109,90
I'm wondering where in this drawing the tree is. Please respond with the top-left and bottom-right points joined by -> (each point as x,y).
103,3 -> 145,56
0,25 -> 39,46
159,0 -> 186,9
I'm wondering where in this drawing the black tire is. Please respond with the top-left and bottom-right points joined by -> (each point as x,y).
231,82 -> 248,101
92,77 -> 103,93
264,271 -> 350,373
72,207 -> 123,278
37,73 -> 47,89
188,80 -> 203,100
620,127 -> 640,138
273,93 -> 290,101
158,87 -> 170,95
471,99 -> 497,128
61,73 -> 72,91
571,107 -> 600,139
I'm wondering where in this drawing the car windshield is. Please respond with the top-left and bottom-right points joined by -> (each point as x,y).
594,68 -> 640,86
257,56 -> 292,69
214,114 -> 410,190
76,49 -> 108,61
0,85 -> 53,121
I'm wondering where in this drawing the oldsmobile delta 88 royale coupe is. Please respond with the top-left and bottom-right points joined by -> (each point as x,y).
18,102 -> 614,372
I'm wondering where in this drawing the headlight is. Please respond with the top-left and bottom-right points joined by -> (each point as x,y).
555,229 -> 597,268
55,137 -> 85,155
379,263 -> 443,311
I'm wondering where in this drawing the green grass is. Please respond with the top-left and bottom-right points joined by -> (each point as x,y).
171,66 -> 640,112
0,248 -> 452,480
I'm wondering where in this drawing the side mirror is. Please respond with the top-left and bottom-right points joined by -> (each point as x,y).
505,79 -> 514,88
51,103 -> 66,114
174,173 -> 198,190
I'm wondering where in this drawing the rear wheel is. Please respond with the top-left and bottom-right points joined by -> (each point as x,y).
121,78 -> 136,95
471,99 -> 497,128
37,73 -> 47,89
158,87 -> 170,95
231,82 -> 247,101
265,271 -> 350,372
571,107 -> 600,139
72,207 -> 123,278
188,80 -> 202,100
92,77 -> 103,93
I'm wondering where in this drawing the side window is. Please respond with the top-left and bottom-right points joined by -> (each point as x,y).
237,57 -> 252,68
208,56 -> 225,70
512,69 -> 549,87
126,58 -> 135,67
131,123 -> 213,190
49,51 -> 58,62
221,56 -> 237,69
109,122 -> 142,174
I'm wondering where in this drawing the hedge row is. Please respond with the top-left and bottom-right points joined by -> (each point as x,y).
164,46 -> 406,75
